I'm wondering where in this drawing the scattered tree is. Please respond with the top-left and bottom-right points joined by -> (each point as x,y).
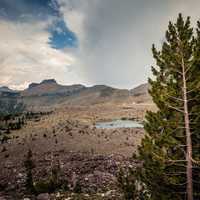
24,149 -> 35,194
0,98 -> 25,117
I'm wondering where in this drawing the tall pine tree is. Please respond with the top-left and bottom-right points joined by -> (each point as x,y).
137,14 -> 200,200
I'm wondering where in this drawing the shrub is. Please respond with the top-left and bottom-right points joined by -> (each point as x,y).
34,180 -> 52,194
34,164 -> 69,194
73,179 -> 82,194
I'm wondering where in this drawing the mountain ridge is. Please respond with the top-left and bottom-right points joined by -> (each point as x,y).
1,79 -> 148,94
0,80 -> 150,108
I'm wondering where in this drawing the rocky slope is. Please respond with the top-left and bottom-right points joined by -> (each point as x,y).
0,104 -> 146,199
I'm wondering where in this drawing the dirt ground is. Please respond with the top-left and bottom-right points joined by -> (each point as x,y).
0,103 -> 155,199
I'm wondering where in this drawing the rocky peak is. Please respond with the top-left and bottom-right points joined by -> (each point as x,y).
41,79 -> 57,85
28,79 -> 57,89
28,83 -> 39,89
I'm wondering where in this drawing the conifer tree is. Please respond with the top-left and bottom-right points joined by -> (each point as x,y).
137,14 -> 200,200
24,149 -> 35,194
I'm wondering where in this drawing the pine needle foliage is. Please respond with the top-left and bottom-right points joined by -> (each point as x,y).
137,14 -> 200,200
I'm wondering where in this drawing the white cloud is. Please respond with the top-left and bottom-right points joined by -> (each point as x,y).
56,0 -> 200,89
0,18 -> 79,90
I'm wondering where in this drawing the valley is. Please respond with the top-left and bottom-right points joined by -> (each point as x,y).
0,80 -> 155,199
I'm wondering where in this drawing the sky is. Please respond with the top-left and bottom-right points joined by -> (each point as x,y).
0,0 -> 200,90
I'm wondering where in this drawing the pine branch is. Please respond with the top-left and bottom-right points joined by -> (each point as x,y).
165,93 -> 184,102
165,104 -> 184,113
185,64 -> 193,74
191,157 -> 200,165
152,152 -> 187,163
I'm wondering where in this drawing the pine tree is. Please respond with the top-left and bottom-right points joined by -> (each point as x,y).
137,14 -> 200,200
24,149 -> 36,194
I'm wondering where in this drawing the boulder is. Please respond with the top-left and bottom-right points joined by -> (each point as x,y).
37,193 -> 50,200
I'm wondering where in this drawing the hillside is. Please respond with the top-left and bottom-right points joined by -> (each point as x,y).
130,83 -> 151,104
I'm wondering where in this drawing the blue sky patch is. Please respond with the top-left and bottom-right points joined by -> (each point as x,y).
0,0 -> 59,20
49,19 -> 78,49
0,0 -> 78,49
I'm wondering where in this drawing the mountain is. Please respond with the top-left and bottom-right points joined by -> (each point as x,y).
20,80 -> 130,107
0,86 -> 20,98
0,80 -> 151,108
19,79 -> 86,107
0,86 -> 15,93
130,83 -> 149,96
130,83 -> 151,104
61,85 -> 130,106
22,79 -> 85,97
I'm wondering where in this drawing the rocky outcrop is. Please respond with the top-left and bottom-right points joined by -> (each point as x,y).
36,193 -> 50,200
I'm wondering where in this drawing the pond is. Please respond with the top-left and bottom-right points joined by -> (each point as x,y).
95,119 -> 143,129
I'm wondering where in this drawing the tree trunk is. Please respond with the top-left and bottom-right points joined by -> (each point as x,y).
182,57 -> 193,200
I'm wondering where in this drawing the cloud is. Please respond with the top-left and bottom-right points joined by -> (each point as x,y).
1,0 -> 200,90
0,18 -> 80,89
56,0 -> 200,89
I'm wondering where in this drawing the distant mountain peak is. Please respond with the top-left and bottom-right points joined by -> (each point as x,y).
28,79 -> 57,89
0,86 -> 14,92
130,83 -> 149,96
22,79 -> 86,97
1,86 -> 10,90
28,83 -> 39,89
41,79 -> 57,84
1,81 -> 152,107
